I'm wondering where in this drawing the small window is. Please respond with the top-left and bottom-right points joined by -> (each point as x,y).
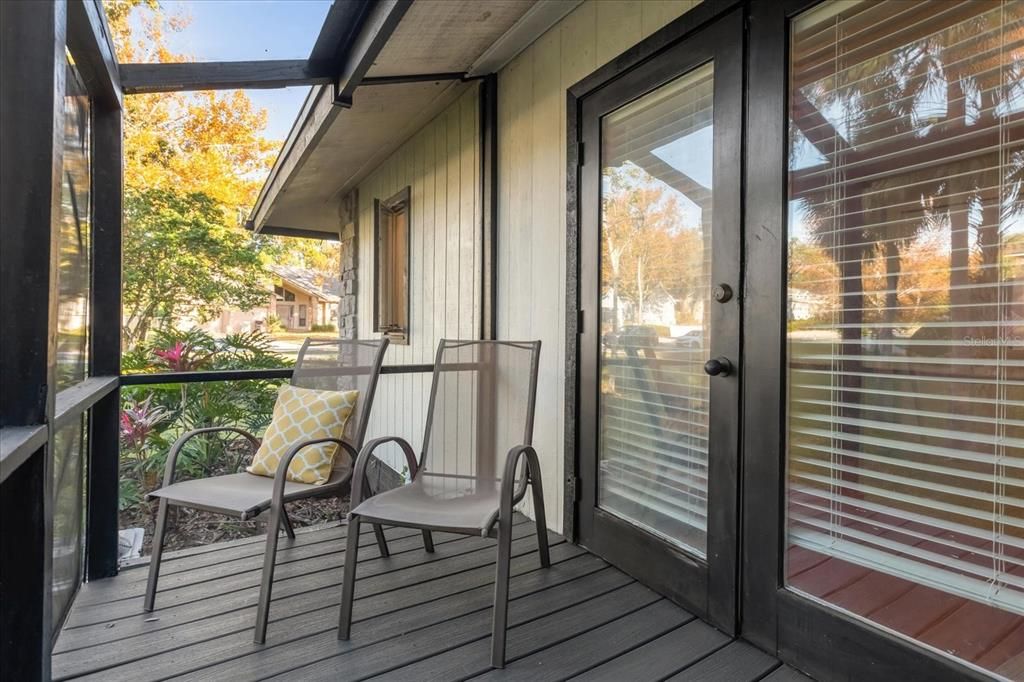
374,187 -> 410,343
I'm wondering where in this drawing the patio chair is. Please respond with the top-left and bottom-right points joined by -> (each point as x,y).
338,339 -> 548,668
143,338 -> 396,644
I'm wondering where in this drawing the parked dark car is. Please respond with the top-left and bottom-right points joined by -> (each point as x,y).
603,324 -> 660,349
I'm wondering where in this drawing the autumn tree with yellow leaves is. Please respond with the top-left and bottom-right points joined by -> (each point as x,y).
106,1 -> 338,348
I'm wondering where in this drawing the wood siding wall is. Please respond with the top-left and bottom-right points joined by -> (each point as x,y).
496,0 -> 700,530
356,84 -> 482,473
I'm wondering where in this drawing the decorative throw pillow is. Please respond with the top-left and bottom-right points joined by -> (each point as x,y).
247,385 -> 359,485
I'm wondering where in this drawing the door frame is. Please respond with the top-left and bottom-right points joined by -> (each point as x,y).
565,1 -> 987,680
572,7 -> 743,633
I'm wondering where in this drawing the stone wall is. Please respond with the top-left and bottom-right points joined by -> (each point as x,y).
339,190 -> 358,339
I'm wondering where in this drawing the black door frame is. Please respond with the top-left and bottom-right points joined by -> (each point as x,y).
573,7 -> 743,634
565,0 -> 989,680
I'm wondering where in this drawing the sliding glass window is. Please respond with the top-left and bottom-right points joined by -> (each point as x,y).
51,58 -> 92,632
785,0 -> 1024,676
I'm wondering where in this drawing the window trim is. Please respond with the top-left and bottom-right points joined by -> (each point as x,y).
373,186 -> 411,344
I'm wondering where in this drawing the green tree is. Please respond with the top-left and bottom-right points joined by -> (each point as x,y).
121,188 -> 270,347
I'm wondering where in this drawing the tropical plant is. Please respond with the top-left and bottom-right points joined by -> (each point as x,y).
119,328 -> 289,519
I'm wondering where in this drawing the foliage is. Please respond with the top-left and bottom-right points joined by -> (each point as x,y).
601,164 -> 705,326
265,314 -> 285,334
121,188 -> 271,347
119,328 -> 289,507
311,323 -> 337,333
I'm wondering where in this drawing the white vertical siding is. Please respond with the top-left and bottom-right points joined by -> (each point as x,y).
357,85 -> 482,473
496,0 -> 700,531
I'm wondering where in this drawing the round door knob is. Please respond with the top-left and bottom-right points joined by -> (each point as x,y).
704,356 -> 733,377
713,284 -> 733,303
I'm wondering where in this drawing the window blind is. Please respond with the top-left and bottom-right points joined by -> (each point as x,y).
598,64 -> 715,554
785,0 -> 1024,628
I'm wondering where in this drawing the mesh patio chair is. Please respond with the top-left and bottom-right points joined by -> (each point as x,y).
338,339 -> 548,668
143,338 -> 395,643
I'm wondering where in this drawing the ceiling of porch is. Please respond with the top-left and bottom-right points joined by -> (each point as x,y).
253,0 -> 538,237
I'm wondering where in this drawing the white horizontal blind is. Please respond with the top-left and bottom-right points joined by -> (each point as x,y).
786,0 -> 1024,618
598,64 -> 715,555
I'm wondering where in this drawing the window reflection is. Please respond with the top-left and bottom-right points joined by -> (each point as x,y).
598,64 -> 714,554
57,60 -> 91,389
785,1 -> 1024,675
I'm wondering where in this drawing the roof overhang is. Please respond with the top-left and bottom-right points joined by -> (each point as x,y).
248,0 -> 583,238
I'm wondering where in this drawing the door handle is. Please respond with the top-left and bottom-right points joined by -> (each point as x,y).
703,356 -> 733,377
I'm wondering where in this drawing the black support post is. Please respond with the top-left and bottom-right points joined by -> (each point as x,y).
0,1 -> 68,679
86,98 -> 123,580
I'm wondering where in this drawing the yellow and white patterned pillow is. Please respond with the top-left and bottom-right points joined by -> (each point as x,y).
247,385 -> 358,485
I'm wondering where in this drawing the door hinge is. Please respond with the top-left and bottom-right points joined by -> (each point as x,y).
577,141 -> 584,167
577,308 -> 584,332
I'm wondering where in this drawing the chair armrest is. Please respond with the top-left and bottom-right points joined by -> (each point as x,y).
271,437 -> 356,503
500,445 -> 540,518
158,426 -> 260,491
349,436 -> 418,510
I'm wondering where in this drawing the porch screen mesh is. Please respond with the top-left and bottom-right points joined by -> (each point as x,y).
784,0 -> 1024,661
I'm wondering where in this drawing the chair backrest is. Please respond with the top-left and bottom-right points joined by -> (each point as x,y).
291,338 -> 389,453
420,339 -> 541,483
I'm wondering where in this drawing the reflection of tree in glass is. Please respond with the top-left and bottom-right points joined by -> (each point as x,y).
602,164 -> 704,328
790,3 -> 1024,349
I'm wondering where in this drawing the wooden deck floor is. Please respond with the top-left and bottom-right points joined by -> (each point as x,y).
54,516 -> 809,681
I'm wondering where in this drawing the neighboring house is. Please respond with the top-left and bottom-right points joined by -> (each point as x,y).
601,284 -> 683,329
787,287 -> 827,321
201,265 -> 340,335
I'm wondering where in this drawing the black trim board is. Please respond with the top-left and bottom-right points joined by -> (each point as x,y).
254,224 -> 342,241
333,0 -> 412,107
86,84 -> 123,581
120,59 -> 334,94
66,0 -> 121,108
480,73 -> 498,341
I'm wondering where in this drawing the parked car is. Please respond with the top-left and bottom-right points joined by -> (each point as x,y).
673,329 -> 703,349
603,325 -> 660,349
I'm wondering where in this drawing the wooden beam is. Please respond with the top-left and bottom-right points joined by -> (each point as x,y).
309,0 -> 372,66
0,426 -> 48,485
66,0 -> 121,108
333,0 -> 412,107
119,59 -> 335,94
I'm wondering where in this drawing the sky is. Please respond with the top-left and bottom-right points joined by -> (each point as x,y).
157,0 -> 333,141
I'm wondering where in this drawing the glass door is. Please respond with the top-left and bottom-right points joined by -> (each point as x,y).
577,10 -> 743,631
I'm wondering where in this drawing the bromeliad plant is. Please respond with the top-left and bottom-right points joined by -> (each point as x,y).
119,328 -> 290,525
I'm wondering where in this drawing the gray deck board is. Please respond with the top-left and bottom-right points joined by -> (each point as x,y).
565,619 -> 730,682
55,518 -> 801,681
664,640 -> 781,681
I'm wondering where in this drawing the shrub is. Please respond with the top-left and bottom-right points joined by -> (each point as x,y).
310,323 -> 336,333
119,328 -> 291,537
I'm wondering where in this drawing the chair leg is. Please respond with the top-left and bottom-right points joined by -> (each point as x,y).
372,523 -> 389,557
490,514 -> 514,668
253,506 -> 284,644
280,507 -> 296,540
528,465 -> 550,568
422,529 -> 435,553
143,499 -> 170,612
338,515 -> 362,639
